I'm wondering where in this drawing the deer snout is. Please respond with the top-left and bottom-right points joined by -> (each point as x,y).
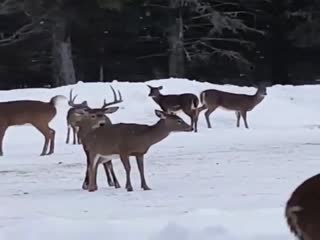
99,122 -> 106,127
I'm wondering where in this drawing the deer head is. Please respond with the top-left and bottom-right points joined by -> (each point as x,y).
147,85 -> 163,98
155,110 -> 193,132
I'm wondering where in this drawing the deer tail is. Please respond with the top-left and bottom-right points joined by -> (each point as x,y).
197,91 -> 207,113
285,206 -> 304,239
49,95 -> 66,107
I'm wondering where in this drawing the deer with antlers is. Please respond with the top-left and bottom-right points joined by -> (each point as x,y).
82,109 -> 192,192
147,85 -> 199,132
198,84 -> 267,129
72,86 -> 123,189
0,95 -> 64,156
65,89 -> 89,144
285,174 -> 320,240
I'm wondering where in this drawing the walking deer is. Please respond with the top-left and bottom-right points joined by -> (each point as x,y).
285,174 -> 320,240
66,86 -> 122,144
0,95 -> 64,156
198,85 -> 267,129
83,109 -> 192,192
76,107 -> 121,190
147,85 -> 199,132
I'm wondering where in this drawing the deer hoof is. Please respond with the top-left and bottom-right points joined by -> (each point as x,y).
108,181 -> 115,187
82,182 -> 88,190
115,183 -> 121,189
126,186 -> 133,192
88,186 -> 98,192
142,186 -> 151,191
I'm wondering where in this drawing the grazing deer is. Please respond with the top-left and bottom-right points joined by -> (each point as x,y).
76,107 -> 121,190
147,85 -> 199,132
66,89 -> 89,144
0,95 -> 64,156
285,174 -> 320,240
198,85 -> 267,129
83,109 -> 192,192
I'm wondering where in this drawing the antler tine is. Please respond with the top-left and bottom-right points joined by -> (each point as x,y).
68,89 -> 79,107
101,85 -> 123,108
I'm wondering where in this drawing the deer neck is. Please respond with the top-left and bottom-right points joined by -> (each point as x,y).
147,120 -> 170,146
253,91 -> 265,106
151,94 -> 163,105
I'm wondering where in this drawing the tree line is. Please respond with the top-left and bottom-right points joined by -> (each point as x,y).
0,0 -> 319,89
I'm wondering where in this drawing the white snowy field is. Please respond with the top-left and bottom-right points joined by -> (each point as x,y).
0,78 -> 319,240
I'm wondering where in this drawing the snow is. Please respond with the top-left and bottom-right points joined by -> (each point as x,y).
0,77 -> 319,240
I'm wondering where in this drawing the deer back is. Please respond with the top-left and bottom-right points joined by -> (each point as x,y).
285,174 -> 320,240
0,100 -> 57,126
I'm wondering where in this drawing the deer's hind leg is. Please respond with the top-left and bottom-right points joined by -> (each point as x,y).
33,123 -> 53,156
0,125 -> 8,156
204,106 -> 217,129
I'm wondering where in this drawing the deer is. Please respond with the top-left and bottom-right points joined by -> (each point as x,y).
75,106 -> 121,190
198,84 -> 267,129
0,95 -> 65,156
285,174 -> 320,240
82,109 -> 193,192
147,85 -> 199,132
65,89 -> 89,144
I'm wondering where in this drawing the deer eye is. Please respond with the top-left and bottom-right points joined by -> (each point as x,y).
91,115 -> 96,119
177,119 -> 183,124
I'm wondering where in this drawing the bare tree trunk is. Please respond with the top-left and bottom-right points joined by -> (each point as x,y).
168,3 -> 185,77
51,16 -> 76,87
99,63 -> 104,82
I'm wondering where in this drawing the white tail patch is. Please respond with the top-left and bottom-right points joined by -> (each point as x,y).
200,92 -> 206,105
93,154 -> 119,167
191,100 -> 197,110
286,206 -> 304,238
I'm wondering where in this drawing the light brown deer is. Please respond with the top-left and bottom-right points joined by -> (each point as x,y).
75,107 -> 121,189
198,85 -> 267,129
66,89 -> 89,144
147,85 -> 199,132
0,95 -> 64,156
285,174 -> 320,240
82,110 -> 192,192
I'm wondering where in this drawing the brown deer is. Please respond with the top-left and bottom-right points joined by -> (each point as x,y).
198,85 -> 267,129
66,86 -> 122,144
66,89 -> 89,144
0,95 -> 64,156
75,107 -> 121,190
82,109 -> 192,192
147,85 -> 199,132
285,174 -> 320,240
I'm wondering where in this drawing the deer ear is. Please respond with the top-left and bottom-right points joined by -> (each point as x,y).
103,106 -> 119,114
147,85 -> 152,89
155,110 -> 166,119
158,86 -> 163,90
82,101 -> 88,105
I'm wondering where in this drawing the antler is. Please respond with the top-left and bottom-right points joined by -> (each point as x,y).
102,86 -> 123,108
68,89 -> 78,107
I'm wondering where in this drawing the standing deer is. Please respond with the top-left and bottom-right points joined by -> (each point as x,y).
198,85 -> 267,129
83,109 -> 192,192
147,85 -> 199,132
66,89 -> 89,144
285,174 -> 320,240
0,95 -> 64,156
76,107 -> 121,190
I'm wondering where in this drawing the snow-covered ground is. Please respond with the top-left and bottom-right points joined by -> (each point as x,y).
0,78 -> 319,240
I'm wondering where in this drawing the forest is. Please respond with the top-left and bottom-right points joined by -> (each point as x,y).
0,0 -> 319,89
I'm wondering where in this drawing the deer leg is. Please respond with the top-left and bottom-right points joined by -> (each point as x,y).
136,154 -> 151,190
88,154 -> 99,192
204,107 -> 217,128
236,111 -> 241,127
47,127 -> 55,155
82,149 -> 90,190
66,125 -> 71,144
120,154 -> 133,192
34,124 -> 51,156
72,126 -> 77,145
0,126 -> 8,156
103,162 -> 114,187
108,161 -> 121,189
240,111 -> 249,129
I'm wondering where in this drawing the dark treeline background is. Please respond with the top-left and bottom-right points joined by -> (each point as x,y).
0,0 -> 319,89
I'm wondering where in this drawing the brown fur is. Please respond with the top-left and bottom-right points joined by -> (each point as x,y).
198,86 -> 267,129
285,174 -> 320,240
0,95 -> 62,156
83,110 -> 193,192
147,85 -> 199,132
